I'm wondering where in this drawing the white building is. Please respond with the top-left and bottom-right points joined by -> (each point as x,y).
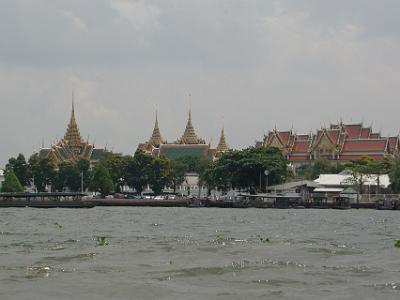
314,173 -> 390,191
0,169 -> 4,189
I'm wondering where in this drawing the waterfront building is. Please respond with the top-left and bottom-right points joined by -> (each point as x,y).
0,169 -> 4,189
258,122 -> 400,167
38,102 -> 107,165
138,110 -> 229,159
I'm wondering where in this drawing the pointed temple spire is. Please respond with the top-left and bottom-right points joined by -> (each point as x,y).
148,110 -> 164,147
180,109 -> 200,144
63,99 -> 83,149
217,126 -> 229,152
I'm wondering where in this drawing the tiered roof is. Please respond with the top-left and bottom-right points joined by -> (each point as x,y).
38,100 -> 106,164
63,102 -> 83,150
262,121 -> 398,162
216,127 -> 229,153
148,111 -> 165,148
177,110 -> 205,144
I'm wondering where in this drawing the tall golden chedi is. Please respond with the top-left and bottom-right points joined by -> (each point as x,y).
38,101 -> 107,164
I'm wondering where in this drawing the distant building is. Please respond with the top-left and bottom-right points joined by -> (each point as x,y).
138,110 -> 229,159
38,101 -> 108,165
258,122 -> 399,168
0,169 -> 4,189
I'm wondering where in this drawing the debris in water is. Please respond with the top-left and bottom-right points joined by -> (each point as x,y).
96,236 -> 109,246
54,222 -> 62,229
395,240 -> 400,248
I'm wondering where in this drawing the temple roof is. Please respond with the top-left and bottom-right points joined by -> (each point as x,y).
216,127 -> 229,152
63,101 -> 83,148
148,111 -> 164,147
178,110 -> 205,144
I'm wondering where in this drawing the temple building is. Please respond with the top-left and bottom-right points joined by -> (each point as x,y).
258,122 -> 399,168
38,102 -> 107,165
138,110 -> 229,159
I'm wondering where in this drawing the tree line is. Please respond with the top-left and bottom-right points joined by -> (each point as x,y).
5,148 -> 399,196
1,147 -> 289,196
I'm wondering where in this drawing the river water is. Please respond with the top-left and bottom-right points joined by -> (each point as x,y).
1,207 -> 400,299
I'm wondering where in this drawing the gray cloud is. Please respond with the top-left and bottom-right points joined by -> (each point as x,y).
1,0 -> 400,166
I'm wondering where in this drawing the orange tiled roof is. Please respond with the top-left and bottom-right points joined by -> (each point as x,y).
342,139 -> 387,152
360,127 -> 371,139
370,133 -> 381,139
342,124 -> 363,139
292,140 -> 311,153
388,137 -> 399,152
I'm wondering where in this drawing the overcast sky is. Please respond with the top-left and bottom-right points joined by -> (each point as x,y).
1,0 -> 400,166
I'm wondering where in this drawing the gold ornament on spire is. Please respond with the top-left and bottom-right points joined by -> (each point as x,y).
217,126 -> 229,152
148,110 -> 164,147
63,100 -> 83,154
179,109 -> 204,144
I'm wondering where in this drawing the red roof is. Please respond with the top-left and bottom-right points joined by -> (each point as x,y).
289,155 -> 310,161
360,127 -> 371,138
296,134 -> 311,141
327,130 -> 340,143
292,140 -> 311,153
277,131 -> 291,144
388,137 -> 399,152
342,124 -> 363,139
370,133 -> 381,138
342,139 -> 387,152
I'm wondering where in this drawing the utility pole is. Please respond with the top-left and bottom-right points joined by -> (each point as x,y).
81,172 -> 84,193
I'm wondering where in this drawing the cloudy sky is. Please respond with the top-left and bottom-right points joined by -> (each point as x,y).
1,0 -> 400,166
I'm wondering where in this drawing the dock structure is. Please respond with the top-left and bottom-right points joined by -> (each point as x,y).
0,192 -> 96,208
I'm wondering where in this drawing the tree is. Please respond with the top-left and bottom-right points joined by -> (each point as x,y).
344,157 -> 374,207
125,150 -> 153,194
1,169 -> 24,193
90,164 -> 114,197
76,158 -> 92,192
369,158 -> 392,194
28,155 -> 57,192
54,162 -> 81,192
170,159 -> 186,193
6,154 -> 31,186
204,147 -> 289,194
389,157 -> 400,193
147,156 -> 172,195
100,153 -> 130,192
303,156 -> 344,180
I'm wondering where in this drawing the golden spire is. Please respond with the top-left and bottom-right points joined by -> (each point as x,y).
217,126 -> 229,152
63,98 -> 83,149
180,108 -> 200,144
148,110 -> 164,147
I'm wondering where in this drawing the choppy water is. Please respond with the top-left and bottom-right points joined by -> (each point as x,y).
1,208 -> 400,300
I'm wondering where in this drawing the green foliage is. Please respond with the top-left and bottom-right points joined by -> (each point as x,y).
6,153 -> 31,186
90,164 -> 114,197
28,155 -> 57,192
54,161 -> 81,192
170,159 -> 187,193
303,157 -> 344,180
96,236 -> 109,246
124,150 -> 153,194
76,158 -> 92,191
147,156 -> 173,195
204,147 -> 289,194
1,169 -> 24,193
100,152 -> 130,191
395,240 -> 400,248
389,158 -> 400,193
344,157 -> 374,195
